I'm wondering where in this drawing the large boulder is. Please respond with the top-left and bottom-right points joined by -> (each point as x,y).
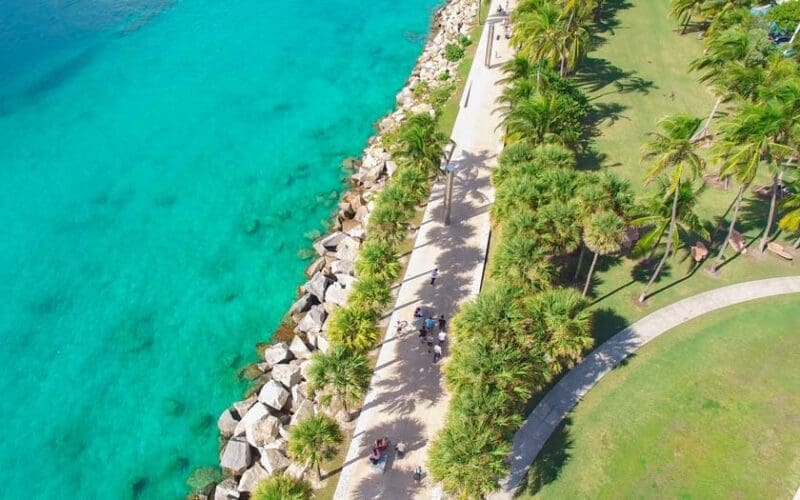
304,272 -> 330,302
296,305 -> 326,335
304,256 -> 325,278
289,293 -> 315,315
233,403 -> 270,437
272,363 -> 302,389
330,258 -> 355,276
290,399 -> 315,426
258,380 -> 290,411
316,334 -> 331,354
214,478 -> 240,500
289,335 -> 312,360
237,463 -> 269,494
336,236 -> 360,263
335,274 -> 357,290
324,282 -> 350,307
231,396 -> 256,419
260,449 -> 291,475
263,342 -> 292,367
315,231 -> 346,253
219,438 -> 253,475
299,361 -> 313,382
245,414 -> 280,448
285,462 -> 309,481
217,408 -> 239,438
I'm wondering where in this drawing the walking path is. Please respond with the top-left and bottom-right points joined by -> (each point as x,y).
491,276 -> 800,498
333,2 -> 513,498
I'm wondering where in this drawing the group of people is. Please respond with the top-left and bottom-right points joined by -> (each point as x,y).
413,307 -> 447,362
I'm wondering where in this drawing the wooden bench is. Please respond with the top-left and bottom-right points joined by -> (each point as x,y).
767,242 -> 794,260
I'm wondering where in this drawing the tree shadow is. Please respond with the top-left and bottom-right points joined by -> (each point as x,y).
590,307 -> 629,344
515,417 -> 574,497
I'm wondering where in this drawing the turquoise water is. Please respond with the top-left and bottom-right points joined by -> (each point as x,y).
0,0 -> 440,497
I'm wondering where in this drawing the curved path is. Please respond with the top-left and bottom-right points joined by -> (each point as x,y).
491,276 -> 800,499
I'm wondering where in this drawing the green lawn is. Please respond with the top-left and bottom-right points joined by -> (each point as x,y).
577,0 -> 798,341
520,295 -> 800,499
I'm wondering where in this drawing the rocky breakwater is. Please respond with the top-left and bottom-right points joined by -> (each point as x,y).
210,1 -> 478,498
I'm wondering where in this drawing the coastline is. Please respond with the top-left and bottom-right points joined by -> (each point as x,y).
206,0 -> 479,497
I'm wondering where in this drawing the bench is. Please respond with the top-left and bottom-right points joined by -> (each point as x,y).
767,242 -> 794,260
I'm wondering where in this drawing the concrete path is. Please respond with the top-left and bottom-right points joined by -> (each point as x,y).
491,276 -> 800,499
333,2 -> 514,499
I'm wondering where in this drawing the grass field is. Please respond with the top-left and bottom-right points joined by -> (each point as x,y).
520,295 -> 800,499
572,0 -> 798,341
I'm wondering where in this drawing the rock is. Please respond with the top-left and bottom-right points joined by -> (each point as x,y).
219,438 -> 253,475
336,236 -> 360,263
231,396 -> 257,419
278,424 -> 291,441
263,437 -> 287,453
296,304 -> 326,335
234,403 -> 270,437
289,293 -> 315,315
304,271 -> 330,302
324,282 -> 350,307
237,463 -> 269,494
410,102 -> 435,116
346,226 -> 366,241
258,380 -> 290,411
354,205 -> 370,224
263,342 -> 292,367
304,256 -> 325,278
331,258 -> 355,276
272,363 -> 302,389
260,449 -> 291,475
290,385 -> 307,412
217,409 -> 238,438
289,335 -> 312,359
245,414 -> 280,448
386,160 -> 398,177
315,231 -> 346,254
299,361 -> 313,382
214,478 -> 240,500
335,274 -> 357,290
285,462 -> 309,481
317,334 -> 331,353
291,399 -> 315,426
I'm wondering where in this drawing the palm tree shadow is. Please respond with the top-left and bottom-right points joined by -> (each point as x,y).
646,253 -> 704,299
515,417 -> 574,498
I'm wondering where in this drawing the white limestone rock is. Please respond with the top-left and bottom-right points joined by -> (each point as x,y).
231,395 -> 256,419
260,449 -> 291,475
258,380 -> 290,411
263,342 -> 292,367
335,236 -> 360,263
233,403 -> 270,437
290,399 -> 315,427
272,363 -> 302,389
303,272 -> 330,302
324,282 -> 350,307
237,463 -> 269,494
316,334 -> 331,354
214,478 -> 240,500
330,258 -> 355,276
245,414 -> 280,448
217,408 -> 239,438
289,293 -> 315,315
219,438 -> 253,475
297,304 -> 326,335
289,335 -> 312,360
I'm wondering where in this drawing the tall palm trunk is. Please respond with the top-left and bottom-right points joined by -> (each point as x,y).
560,57 -> 567,76
692,96 -> 722,143
574,243 -> 586,280
759,167 -> 784,253
582,251 -> 599,297
711,185 -> 745,272
639,187 -> 680,303
794,235 -> 800,249
316,461 -> 322,482
681,14 -> 692,34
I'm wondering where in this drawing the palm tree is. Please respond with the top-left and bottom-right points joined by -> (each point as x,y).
307,345 -> 371,419
534,200 -> 582,255
350,276 -> 392,310
394,113 -> 448,177
325,305 -> 379,352
582,212 -> 624,297
287,414 -> 343,482
670,0 -> 706,34
523,288 -> 592,372
491,232 -> 554,293
451,285 -> 523,343
560,0 -> 593,75
711,101 -> 797,270
513,1 -> 569,75
252,474 -> 312,500
355,239 -> 401,283
638,115 -> 705,302
779,187 -> 800,249
504,92 -> 579,145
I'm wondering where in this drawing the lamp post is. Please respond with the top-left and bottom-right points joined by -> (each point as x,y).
441,139 -> 457,225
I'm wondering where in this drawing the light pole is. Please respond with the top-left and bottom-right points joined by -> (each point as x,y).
441,139 -> 457,225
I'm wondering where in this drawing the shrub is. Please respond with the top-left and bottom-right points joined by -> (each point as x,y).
451,285 -> 524,343
252,474 -> 312,500
355,239 -> 401,283
437,70 -> 451,81
523,288 -> 593,372
767,0 -> 800,32
326,305 -> 379,352
412,80 -> 429,99
349,275 -> 393,310
459,34 -> 472,47
444,42 -> 465,61
308,345 -> 371,415
287,414 -> 343,482
430,83 -> 457,109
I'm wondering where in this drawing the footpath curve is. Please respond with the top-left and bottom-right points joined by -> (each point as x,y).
492,276 -> 800,498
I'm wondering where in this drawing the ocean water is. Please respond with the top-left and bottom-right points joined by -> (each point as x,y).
0,0 -> 440,497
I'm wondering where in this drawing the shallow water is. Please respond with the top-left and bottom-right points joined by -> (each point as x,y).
0,0 -> 439,497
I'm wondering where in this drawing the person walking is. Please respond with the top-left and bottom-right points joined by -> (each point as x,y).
424,316 -> 435,332
433,344 -> 442,362
438,329 -> 446,347
427,334 -> 435,353
430,268 -> 438,286
438,314 -> 446,332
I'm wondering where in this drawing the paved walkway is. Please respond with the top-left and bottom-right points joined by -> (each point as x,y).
333,2 -> 514,499
491,276 -> 800,498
